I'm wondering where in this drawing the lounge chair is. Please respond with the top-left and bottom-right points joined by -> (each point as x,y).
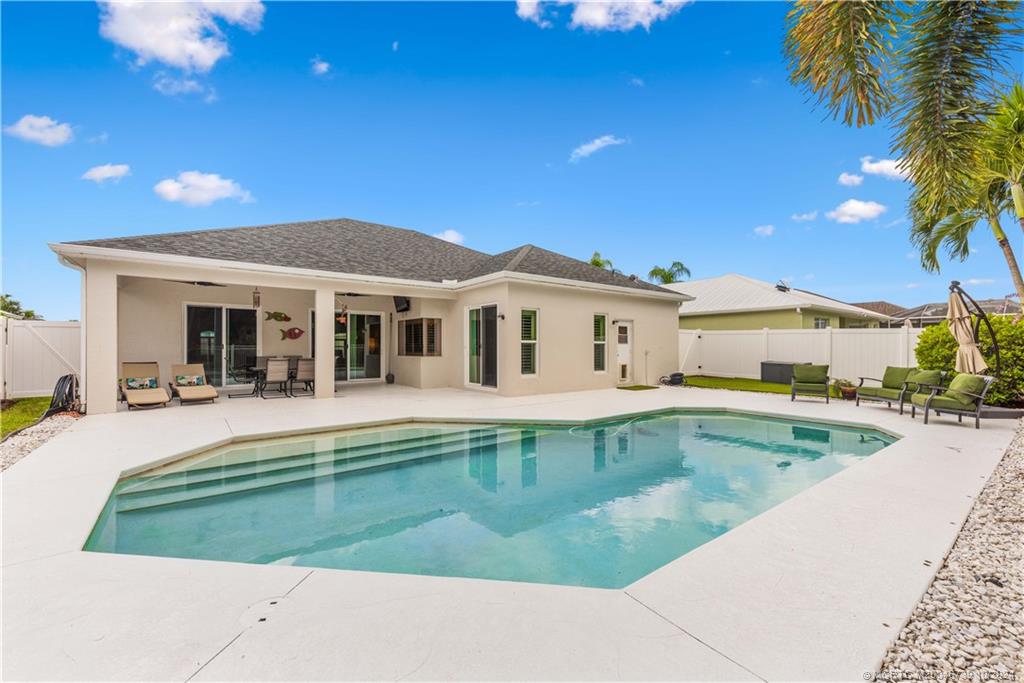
289,358 -> 315,396
910,374 -> 996,429
119,362 -> 171,410
791,364 -> 830,403
169,363 -> 219,405
856,367 -> 944,414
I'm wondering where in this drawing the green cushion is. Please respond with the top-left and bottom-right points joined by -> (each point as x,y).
944,374 -> 987,407
905,369 -> 942,391
793,382 -> 828,393
911,393 -> 974,412
882,366 -> 915,389
858,386 -> 902,401
792,364 -> 828,383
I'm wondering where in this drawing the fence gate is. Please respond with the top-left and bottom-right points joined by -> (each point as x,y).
2,318 -> 81,400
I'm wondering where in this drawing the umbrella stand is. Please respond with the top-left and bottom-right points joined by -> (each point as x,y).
949,280 -> 1001,376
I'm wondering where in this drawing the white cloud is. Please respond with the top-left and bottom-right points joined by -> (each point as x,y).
432,229 -> 465,245
4,114 -> 73,146
153,171 -> 253,206
906,283 -> 921,289
860,156 -> 908,180
826,199 -> 887,224
392,41 -> 400,52
629,76 -> 645,87
88,132 -> 110,144
906,251 -> 917,260
569,134 -> 626,163
838,172 -> 863,187
82,163 -> 131,184
517,0 -> 689,31
153,73 -> 202,95
966,278 -> 995,286
791,210 -> 817,222
753,224 -> 775,237
311,56 -> 330,76
98,1 -> 265,73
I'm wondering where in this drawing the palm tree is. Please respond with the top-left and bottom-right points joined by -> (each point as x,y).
979,82 -> 1024,233
647,261 -> 691,284
910,102 -> 1024,304
784,1 -> 1020,220
588,251 -> 614,270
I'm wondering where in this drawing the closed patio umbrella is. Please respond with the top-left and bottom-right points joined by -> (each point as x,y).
947,292 -> 988,374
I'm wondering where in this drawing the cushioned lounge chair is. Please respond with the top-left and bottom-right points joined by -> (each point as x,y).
289,358 -> 315,396
791,364 -> 830,403
857,367 -> 944,414
169,363 -> 219,405
910,373 -> 995,429
120,361 -> 171,410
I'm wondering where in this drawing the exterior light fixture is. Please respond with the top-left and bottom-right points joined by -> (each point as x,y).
252,288 -> 261,308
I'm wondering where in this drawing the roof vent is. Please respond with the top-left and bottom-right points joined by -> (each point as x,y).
775,280 -> 790,292
629,274 -> 638,281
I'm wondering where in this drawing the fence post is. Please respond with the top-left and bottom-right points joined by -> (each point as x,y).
826,326 -> 834,368
900,324 -> 911,366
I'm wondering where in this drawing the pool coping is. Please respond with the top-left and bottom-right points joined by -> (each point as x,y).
2,385 -> 1015,681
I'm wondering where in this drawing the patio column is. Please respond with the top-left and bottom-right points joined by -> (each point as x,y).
314,287 -> 335,399
84,262 -> 118,414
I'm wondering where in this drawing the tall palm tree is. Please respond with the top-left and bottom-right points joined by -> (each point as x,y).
979,82 -> 1024,233
647,261 -> 691,284
784,1 -> 1020,222
911,128 -> 1024,304
588,251 -> 614,270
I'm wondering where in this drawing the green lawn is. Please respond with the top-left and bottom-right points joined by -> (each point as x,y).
1,396 -> 51,438
686,375 -> 841,397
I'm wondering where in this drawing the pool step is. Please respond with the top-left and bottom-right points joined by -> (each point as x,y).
115,430 -> 524,513
122,428 -> 505,494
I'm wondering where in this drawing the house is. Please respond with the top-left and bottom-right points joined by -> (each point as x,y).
850,301 -> 908,328
662,274 -> 890,330
892,298 -> 1021,327
51,218 -> 688,414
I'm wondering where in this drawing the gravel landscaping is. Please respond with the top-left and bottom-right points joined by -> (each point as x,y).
879,419 -> 1024,680
0,413 -> 78,472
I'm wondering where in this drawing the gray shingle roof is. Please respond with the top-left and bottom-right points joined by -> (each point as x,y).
65,217 -> 674,294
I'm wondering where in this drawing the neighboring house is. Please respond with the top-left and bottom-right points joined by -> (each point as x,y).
663,274 -> 890,330
51,218 -> 687,414
851,301 -> 908,329
893,298 -> 1021,327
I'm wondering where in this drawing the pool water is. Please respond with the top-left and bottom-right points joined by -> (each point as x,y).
86,411 -> 894,588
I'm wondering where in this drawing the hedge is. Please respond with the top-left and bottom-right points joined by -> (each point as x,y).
914,316 -> 1024,407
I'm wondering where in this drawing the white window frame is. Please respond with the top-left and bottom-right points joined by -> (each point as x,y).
813,317 -> 830,330
593,313 -> 608,373
520,308 -> 538,376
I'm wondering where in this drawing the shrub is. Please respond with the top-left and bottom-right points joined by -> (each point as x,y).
914,316 -> 1024,407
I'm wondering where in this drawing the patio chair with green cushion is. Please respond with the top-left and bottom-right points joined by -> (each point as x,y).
910,373 -> 995,429
119,361 -> 171,410
168,363 -> 219,405
791,364 -> 830,403
856,366 -> 915,413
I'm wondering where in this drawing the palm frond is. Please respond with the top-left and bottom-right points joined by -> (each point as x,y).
784,0 -> 899,127
894,1 -> 1022,215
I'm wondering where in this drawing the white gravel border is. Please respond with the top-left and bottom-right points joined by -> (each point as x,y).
879,419 -> 1024,680
0,413 -> 79,472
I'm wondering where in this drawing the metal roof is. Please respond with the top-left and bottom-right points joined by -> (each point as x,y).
662,274 -> 891,320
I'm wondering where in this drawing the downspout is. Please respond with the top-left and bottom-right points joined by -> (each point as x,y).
58,255 -> 87,413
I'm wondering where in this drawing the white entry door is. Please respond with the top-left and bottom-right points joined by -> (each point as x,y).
615,321 -> 632,384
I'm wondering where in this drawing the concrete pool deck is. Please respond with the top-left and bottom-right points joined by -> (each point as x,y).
2,385 -> 1016,681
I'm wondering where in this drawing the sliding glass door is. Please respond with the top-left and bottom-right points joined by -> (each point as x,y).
311,310 -> 383,382
467,305 -> 497,389
185,305 -> 258,387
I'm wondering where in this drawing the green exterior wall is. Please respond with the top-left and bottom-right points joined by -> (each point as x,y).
680,310 -> 879,330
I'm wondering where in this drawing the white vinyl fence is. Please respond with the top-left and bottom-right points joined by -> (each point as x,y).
1,317 -> 81,400
679,327 -> 924,383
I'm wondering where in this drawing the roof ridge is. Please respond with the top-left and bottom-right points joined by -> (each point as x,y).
503,244 -> 534,272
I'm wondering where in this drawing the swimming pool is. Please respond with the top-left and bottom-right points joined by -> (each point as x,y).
85,411 -> 895,588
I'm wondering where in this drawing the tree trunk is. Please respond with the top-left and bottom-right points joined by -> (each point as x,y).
989,218 -> 1024,304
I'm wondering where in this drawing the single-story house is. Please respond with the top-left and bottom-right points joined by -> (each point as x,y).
891,298 -> 1021,327
663,274 -> 890,330
51,218 -> 688,414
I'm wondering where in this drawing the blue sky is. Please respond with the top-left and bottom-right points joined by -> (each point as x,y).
3,1 -> 1019,320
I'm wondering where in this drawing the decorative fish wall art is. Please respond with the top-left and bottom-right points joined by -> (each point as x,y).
280,327 -> 305,340
265,311 -> 292,322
